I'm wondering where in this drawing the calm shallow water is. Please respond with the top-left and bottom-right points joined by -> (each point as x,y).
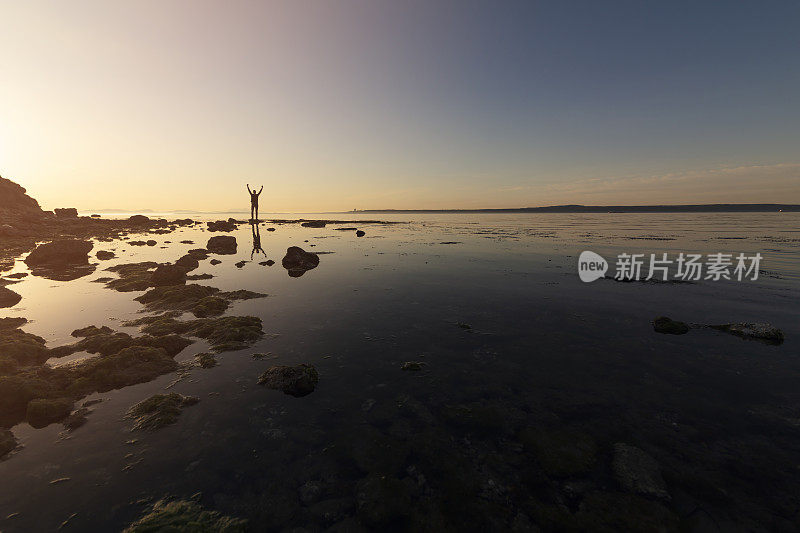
1,213 -> 799,531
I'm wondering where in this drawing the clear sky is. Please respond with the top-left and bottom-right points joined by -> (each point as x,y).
1,1 -> 798,212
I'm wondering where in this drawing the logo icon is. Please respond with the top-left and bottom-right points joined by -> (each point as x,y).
578,250 -> 607,282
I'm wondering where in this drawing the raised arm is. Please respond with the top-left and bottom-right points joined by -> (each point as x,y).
247,184 -> 252,194
258,185 -> 263,195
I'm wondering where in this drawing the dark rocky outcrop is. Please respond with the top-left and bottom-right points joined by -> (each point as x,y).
24,239 -> 93,267
71,325 -> 114,337
258,364 -> 318,397
26,397 -> 74,428
96,250 -> 116,260
207,220 -> 237,232
301,220 -> 327,228
0,175 -> 44,215
0,286 -> 22,308
127,214 -> 151,224
54,208 -> 78,218
207,235 -> 237,254
356,230 -> 365,237
149,264 -> 188,287
282,246 -> 319,277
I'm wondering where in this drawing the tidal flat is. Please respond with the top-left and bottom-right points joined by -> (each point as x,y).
1,207 -> 799,532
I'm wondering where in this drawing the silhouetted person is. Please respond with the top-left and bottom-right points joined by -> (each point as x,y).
247,184 -> 263,221
251,222 -> 266,260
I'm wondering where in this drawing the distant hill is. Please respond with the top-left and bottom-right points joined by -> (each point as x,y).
355,204 -> 799,213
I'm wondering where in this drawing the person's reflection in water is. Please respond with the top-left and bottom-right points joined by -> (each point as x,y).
251,222 -> 266,260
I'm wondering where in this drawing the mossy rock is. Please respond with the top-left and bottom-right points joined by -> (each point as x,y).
0,374 -> 55,416
0,328 -> 50,366
258,364 -> 318,397
123,497 -> 246,532
26,397 -> 74,428
105,261 -> 158,292
125,393 -> 199,431
195,353 -> 218,368
519,427 -> 598,477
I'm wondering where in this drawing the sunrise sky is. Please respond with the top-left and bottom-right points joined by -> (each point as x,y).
1,1 -> 798,212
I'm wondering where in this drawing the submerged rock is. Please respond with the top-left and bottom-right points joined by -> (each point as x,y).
258,364 -> 319,397
612,443 -> 670,500
0,428 -> 17,459
282,246 -> 319,277
355,474 -> 411,527
125,393 -> 199,431
209,259 -> 222,265
519,428 -> 597,477
709,322 -> 784,345
206,235 -> 237,254
235,260 -> 246,268
401,361 -> 424,371
124,497 -> 246,532
652,316 -> 689,335
0,286 -> 22,308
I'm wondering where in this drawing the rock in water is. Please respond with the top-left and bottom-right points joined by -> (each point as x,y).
652,316 -> 689,335
281,246 -> 319,277
26,398 -> 75,428
301,220 -> 327,228
207,220 -> 236,232
123,498 -> 247,532
0,429 -> 18,459
258,364 -> 319,397
54,207 -> 78,218
127,214 -> 151,224
612,443 -> 670,500
125,393 -> 199,431
0,286 -> 22,308
24,239 -> 93,266
149,264 -> 188,286
356,230 -> 365,237
709,322 -> 784,345
96,250 -> 116,260
206,235 -> 237,254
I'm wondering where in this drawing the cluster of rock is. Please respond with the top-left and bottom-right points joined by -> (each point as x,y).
653,316 -> 784,344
